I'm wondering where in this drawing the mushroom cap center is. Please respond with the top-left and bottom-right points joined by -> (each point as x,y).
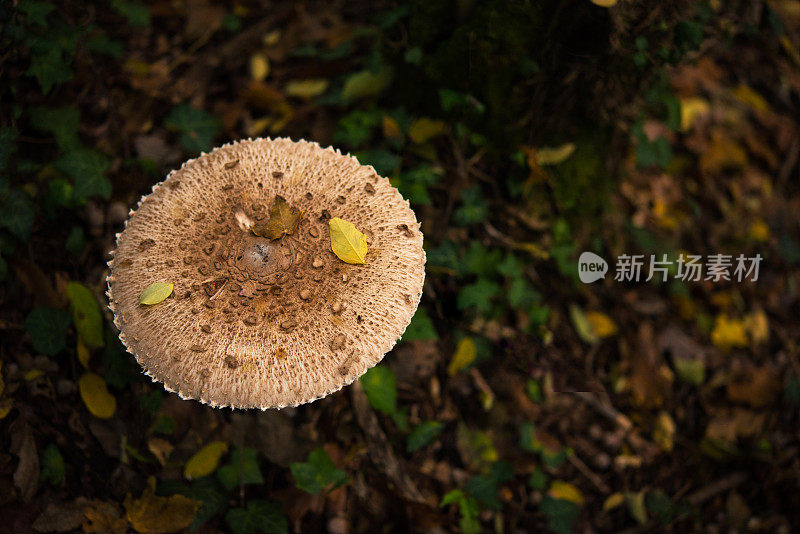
235,233 -> 294,277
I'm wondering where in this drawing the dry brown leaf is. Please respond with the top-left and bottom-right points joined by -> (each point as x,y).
147,437 -> 174,466
252,196 -> 304,240
706,408 -> 766,442
727,364 -> 780,407
10,419 -> 38,501
124,479 -> 201,534
83,500 -> 128,534
33,500 -> 89,533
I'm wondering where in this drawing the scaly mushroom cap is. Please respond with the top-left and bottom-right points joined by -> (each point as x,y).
107,138 -> 425,409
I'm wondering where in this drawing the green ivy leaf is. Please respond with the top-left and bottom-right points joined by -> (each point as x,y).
150,414 -> 177,435
111,0 -> 151,27
407,421 -> 443,452
27,47 -> 73,94
540,496 -> 580,534
332,109 -> 382,148
341,66 -> 394,101
139,390 -> 163,414
463,242 -> 503,277
225,501 -> 287,534
454,186 -> 489,226
65,281 -> 104,348
397,165 -> 442,205
457,279 -> 500,314
402,308 -> 438,341
528,468 -> 547,490
464,461 -> 513,509
217,447 -> 264,491
426,239 -> 460,272
0,184 -> 36,240
86,32 -> 124,58
18,0 -> 55,26
56,148 -> 112,200
25,307 -> 71,355
166,104 -> 221,153
103,328 -> 133,388
440,490 -> 481,534
40,443 -> 65,486
65,226 -> 86,255
289,448 -> 347,494
29,107 -> 80,150
0,127 -> 18,171
354,148 -> 401,176
360,365 -> 398,416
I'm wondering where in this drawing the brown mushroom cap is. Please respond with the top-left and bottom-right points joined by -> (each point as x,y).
107,138 -> 425,409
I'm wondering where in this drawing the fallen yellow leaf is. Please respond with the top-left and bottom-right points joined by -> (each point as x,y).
139,283 -> 174,305
249,53 -> 270,81
744,309 -> 769,344
679,97 -> 710,131
77,338 -> 90,369
569,305 -> 599,345
408,118 -> 447,144
548,481 -> 585,505
536,143 -> 576,166
748,219 -> 770,242
285,79 -> 329,98
447,337 -> 477,375
603,492 -> 625,512
329,217 -> 367,264
652,411 -> 676,452
0,398 -> 12,419
590,0 -> 618,6
710,315 -> 748,351
24,369 -> 44,381
382,115 -> 403,140
700,130 -> 747,175
262,29 -> 281,47
79,373 -> 116,419
732,84 -> 769,113
184,441 -> 228,479
584,311 -> 618,338
125,478 -> 201,533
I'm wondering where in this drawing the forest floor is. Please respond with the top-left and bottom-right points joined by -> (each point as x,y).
1,1 -> 800,533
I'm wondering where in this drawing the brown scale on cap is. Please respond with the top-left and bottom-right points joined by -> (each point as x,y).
106,138 -> 425,409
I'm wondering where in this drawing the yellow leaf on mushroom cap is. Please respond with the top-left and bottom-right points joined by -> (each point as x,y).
79,373 -> 116,419
329,217 -> 368,264
139,283 -> 174,305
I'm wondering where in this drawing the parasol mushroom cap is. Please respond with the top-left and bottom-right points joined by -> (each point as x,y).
107,138 -> 425,409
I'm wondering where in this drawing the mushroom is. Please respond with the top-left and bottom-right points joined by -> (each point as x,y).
107,138 -> 425,409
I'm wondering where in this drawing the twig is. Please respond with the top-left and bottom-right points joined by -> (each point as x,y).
350,382 -> 433,505
687,472 -> 747,506
567,454 -> 610,494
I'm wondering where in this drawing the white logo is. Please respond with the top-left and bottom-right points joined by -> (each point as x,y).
578,252 -> 608,283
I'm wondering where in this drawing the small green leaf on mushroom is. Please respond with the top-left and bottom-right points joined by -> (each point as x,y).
252,195 -> 304,240
139,282 -> 174,305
